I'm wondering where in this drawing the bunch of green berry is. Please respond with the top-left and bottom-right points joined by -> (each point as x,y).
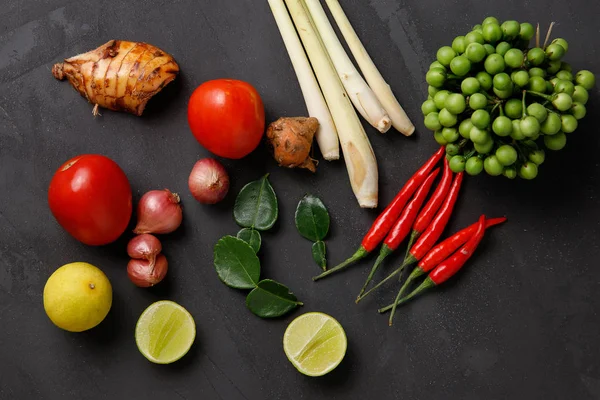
422,17 -> 596,179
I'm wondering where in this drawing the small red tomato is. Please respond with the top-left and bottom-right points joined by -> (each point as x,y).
48,154 -> 132,246
187,79 -> 265,159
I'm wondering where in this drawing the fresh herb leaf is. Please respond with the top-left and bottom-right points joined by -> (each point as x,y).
234,174 -> 278,231
237,228 -> 261,253
312,241 -> 327,271
214,236 -> 260,289
295,194 -> 330,242
246,279 -> 303,318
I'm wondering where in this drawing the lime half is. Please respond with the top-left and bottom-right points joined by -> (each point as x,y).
135,300 -> 196,364
283,312 -> 347,377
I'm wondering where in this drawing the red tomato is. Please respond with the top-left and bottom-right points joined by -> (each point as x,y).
48,154 -> 132,246
187,79 -> 265,159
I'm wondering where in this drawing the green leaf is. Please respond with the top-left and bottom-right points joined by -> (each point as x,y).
295,194 -> 330,242
213,236 -> 260,289
234,175 -> 278,231
237,228 -> 261,253
246,279 -> 303,318
312,241 -> 327,271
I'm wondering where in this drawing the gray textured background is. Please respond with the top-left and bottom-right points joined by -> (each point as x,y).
1,0 -> 600,399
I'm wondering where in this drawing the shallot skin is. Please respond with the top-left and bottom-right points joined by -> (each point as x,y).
52,40 -> 179,116
133,189 -> 183,234
127,254 -> 168,287
188,158 -> 230,204
127,234 -> 162,262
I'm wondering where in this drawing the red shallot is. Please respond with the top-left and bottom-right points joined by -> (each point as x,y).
127,254 -> 168,287
127,234 -> 162,263
133,189 -> 183,234
188,158 -> 230,204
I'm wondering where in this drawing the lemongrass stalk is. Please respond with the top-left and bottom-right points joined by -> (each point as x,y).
302,0 -> 391,133
323,0 -> 415,136
268,0 -> 340,160
285,0 -> 378,208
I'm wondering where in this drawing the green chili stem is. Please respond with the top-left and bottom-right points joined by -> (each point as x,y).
356,256 -> 416,303
394,267 -> 426,304
379,277 -> 437,317
399,231 -> 419,280
356,245 -> 392,300
313,247 -> 367,281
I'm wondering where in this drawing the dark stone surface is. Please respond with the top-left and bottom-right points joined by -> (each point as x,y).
1,0 -> 599,399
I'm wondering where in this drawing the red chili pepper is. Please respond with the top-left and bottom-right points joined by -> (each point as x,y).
356,168 -> 440,300
429,215 -> 485,283
408,172 -> 464,262
360,146 -> 445,252
356,172 -> 463,299
313,146 -> 445,281
392,216 -> 506,301
358,215 -> 506,302
382,215 -> 486,325
408,157 -> 453,243
418,217 -> 506,274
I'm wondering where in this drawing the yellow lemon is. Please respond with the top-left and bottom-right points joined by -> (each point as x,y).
43,262 -> 112,332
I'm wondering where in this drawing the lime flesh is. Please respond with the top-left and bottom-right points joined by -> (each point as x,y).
135,300 -> 196,364
283,312 -> 347,376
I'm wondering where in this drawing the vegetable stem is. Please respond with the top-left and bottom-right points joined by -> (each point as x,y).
356,245 -> 392,300
355,257 -> 415,302
323,0 -> 415,136
285,0 -> 379,208
542,22 -> 555,50
379,277 -> 436,318
268,0 -> 340,160
526,90 -> 553,101
303,0 -> 391,133
313,247 -> 367,281
399,230 -> 418,280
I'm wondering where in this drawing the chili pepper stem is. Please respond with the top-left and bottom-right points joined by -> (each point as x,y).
395,266 -> 425,303
356,255 -> 417,302
379,276 -> 436,316
387,277 -> 436,325
356,245 -> 392,301
399,231 -> 419,280
313,246 -> 368,281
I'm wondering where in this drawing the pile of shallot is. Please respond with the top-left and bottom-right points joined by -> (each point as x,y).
126,189 -> 183,287
127,159 -> 229,287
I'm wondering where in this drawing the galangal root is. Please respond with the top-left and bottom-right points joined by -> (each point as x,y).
52,40 -> 179,116
266,117 -> 320,172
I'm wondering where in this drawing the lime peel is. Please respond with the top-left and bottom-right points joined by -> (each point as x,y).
283,312 -> 347,377
135,300 -> 196,364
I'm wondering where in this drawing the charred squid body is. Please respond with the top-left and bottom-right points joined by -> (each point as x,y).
52,40 -> 179,116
